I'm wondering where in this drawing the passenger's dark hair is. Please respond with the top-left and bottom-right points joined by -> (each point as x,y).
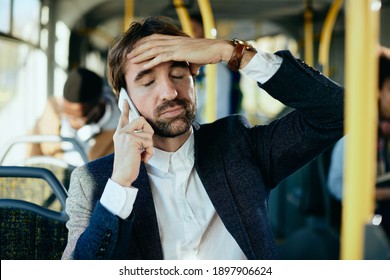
107,16 -> 189,96
379,53 -> 390,90
64,67 -> 103,103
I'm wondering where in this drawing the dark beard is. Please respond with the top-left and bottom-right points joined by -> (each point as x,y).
147,99 -> 196,138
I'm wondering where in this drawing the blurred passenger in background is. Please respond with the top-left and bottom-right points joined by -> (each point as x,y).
327,47 -> 390,239
27,67 -> 121,166
190,13 -> 243,123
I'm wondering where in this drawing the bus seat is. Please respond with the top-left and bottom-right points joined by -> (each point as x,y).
270,152 -> 330,238
0,157 -> 73,211
22,156 -> 75,190
270,146 -> 342,259
0,134 -> 86,191
0,134 -> 88,165
277,219 -> 340,259
0,166 -> 68,260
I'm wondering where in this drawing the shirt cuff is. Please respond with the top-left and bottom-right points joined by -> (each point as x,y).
241,49 -> 283,84
100,178 -> 138,219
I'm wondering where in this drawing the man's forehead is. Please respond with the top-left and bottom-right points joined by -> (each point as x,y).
124,58 -> 147,79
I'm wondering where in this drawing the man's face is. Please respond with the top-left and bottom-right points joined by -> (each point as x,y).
124,58 -> 196,138
380,77 -> 390,120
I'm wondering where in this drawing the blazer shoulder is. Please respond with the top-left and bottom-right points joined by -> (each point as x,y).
72,153 -> 114,183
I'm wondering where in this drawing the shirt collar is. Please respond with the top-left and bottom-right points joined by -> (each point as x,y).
146,129 -> 194,173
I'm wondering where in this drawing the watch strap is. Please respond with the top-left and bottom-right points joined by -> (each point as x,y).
227,39 -> 255,72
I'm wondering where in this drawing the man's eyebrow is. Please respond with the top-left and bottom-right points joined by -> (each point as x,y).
134,69 -> 153,81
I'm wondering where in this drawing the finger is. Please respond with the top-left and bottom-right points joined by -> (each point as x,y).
127,34 -> 174,59
139,120 -> 154,134
129,44 -> 170,64
117,100 -> 130,130
128,37 -> 186,66
142,145 -> 154,163
140,55 -> 167,70
123,117 -> 154,134
133,133 -> 154,161
190,63 -> 202,76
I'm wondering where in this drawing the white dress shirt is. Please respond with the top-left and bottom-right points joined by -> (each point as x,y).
100,49 -> 282,259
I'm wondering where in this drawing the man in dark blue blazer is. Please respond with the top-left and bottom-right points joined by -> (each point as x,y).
62,16 -> 344,260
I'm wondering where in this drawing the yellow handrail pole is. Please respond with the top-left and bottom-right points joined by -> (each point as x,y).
123,0 -> 134,32
304,0 -> 314,66
198,0 -> 217,122
318,0 -> 343,76
173,0 -> 194,37
342,0 -> 380,259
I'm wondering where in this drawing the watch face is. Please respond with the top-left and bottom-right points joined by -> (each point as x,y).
234,39 -> 254,50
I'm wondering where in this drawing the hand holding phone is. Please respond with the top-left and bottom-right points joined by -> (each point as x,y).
113,88 -> 154,186
119,88 -> 140,121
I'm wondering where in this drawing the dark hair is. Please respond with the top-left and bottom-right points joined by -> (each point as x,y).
107,16 -> 189,96
63,67 -> 103,103
379,54 -> 390,90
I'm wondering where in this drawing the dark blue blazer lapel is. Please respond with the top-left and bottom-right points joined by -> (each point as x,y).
131,163 -> 163,259
193,124 -> 256,259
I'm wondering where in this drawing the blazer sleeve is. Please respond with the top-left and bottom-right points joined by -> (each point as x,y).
61,166 -> 134,260
252,50 -> 344,187
73,202 -> 135,259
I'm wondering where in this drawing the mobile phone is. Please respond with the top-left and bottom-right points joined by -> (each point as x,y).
119,87 -> 140,121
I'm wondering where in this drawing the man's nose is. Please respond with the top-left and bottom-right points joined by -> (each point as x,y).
158,77 -> 178,101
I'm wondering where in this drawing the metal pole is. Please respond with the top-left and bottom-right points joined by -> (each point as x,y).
318,0 -> 343,76
342,0 -> 380,259
123,0 -> 134,32
197,0 -> 217,122
304,0 -> 314,66
173,0 -> 194,37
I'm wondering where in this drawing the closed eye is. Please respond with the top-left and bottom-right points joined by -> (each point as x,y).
143,80 -> 154,87
171,75 -> 184,79
170,61 -> 190,79
170,69 -> 188,80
